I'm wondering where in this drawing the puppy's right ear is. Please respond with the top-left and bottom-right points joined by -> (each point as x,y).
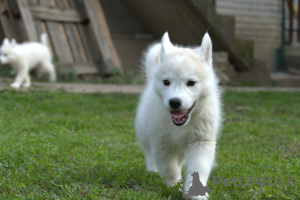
11,39 -> 17,46
160,32 -> 174,60
3,38 -> 10,45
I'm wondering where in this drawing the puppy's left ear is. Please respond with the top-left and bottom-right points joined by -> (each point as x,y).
3,38 -> 10,45
195,33 -> 212,66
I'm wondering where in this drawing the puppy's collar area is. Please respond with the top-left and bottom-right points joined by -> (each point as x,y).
170,102 -> 196,126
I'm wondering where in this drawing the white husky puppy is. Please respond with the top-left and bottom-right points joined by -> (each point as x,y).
135,32 -> 221,199
0,34 -> 56,89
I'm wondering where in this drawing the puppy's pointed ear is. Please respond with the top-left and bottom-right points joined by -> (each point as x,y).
195,33 -> 212,66
3,38 -> 10,45
11,39 -> 17,46
160,32 -> 174,60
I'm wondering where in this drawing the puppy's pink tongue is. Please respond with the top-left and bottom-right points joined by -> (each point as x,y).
170,110 -> 188,118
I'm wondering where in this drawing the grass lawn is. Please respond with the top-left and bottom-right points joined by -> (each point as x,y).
0,89 -> 299,199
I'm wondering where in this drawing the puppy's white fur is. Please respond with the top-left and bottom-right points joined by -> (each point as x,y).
135,32 -> 221,199
0,34 -> 56,89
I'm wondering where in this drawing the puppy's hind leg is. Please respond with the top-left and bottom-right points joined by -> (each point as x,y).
35,64 -> 44,79
22,72 -> 31,88
42,62 -> 56,82
154,151 -> 182,187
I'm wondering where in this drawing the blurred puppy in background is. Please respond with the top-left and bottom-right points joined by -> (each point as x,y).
0,34 -> 56,89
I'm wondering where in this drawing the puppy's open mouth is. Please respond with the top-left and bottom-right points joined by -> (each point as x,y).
170,102 -> 195,126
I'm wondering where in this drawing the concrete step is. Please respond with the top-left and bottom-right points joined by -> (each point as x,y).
122,0 -> 254,71
190,0 -> 254,71
271,73 -> 300,87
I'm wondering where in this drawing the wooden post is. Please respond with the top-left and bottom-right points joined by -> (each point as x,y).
39,0 -> 73,64
287,0 -> 294,45
83,0 -> 122,73
16,0 -> 38,41
298,0 -> 300,42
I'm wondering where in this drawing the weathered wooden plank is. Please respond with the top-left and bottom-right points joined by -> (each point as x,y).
6,0 -> 20,17
0,14 -> 17,39
0,1 -> 14,39
57,63 -> 99,75
83,0 -> 122,72
71,23 -> 88,62
28,1 -> 41,35
28,0 -> 37,4
0,25 -> 4,41
27,0 -> 47,48
13,17 -> 28,42
39,0 -> 73,64
68,0 -> 103,74
73,64 -> 99,74
30,5 -> 85,23
0,1 -> 24,43
63,23 -> 87,63
0,1 -> 8,14
16,0 -> 38,41
55,0 -> 87,63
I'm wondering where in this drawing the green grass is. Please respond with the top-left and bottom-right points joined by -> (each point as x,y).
0,89 -> 299,199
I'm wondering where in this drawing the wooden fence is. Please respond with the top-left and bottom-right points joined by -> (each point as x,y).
0,0 -> 122,75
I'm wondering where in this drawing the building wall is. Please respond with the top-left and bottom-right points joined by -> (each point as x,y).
216,0 -> 282,71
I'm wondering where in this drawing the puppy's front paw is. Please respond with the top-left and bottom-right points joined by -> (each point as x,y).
183,193 -> 208,200
10,83 -> 20,89
192,196 -> 207,200
188,196 -> 207,200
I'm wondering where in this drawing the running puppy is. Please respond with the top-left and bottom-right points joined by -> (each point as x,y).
0,34 -> 56,89
135,32 -> 222,199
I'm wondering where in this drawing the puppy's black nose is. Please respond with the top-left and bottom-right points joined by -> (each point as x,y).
169,98 -> 181,109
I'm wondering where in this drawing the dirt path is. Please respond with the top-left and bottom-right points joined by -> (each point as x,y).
0,82 -> 300,94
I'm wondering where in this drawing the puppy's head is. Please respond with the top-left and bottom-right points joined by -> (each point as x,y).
153,32 -> 214,126
0,38 -> 17,64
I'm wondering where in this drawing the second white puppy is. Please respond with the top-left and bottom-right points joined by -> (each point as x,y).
0,34 -> 56,89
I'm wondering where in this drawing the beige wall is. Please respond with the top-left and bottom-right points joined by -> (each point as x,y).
216,0 -> 282,71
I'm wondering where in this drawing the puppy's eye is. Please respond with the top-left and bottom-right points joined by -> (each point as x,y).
163,80 -> 170,86
187,80 -> 196,87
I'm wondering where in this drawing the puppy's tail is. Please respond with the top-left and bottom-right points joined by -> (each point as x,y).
40,33 -> 48,47
142,43 -> 161,83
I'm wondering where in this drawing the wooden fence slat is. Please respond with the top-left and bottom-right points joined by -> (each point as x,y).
0,1 -> 8,14
0,1 -> 16,39
30,5 -> 85,23
6,0 -> 20,17
28,1 -> 43,38
39,0 -> 73,64
55,0 -> 87,64
0,14 -> 17,39
70,23 -> 88,63
83,0 -> 122,72
73,64 -> 99,74
16,0 -> 38,41
68,0 -> 103,74
27,0 -> 53,55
